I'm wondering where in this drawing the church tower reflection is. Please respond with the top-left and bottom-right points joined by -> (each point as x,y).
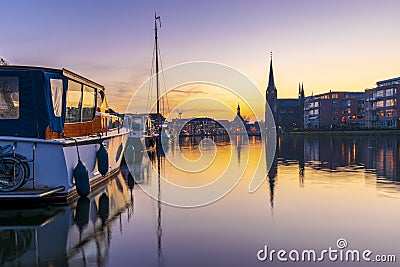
268,156 -> 278,210
265,135 -> 278,210
234,135 -> 245,165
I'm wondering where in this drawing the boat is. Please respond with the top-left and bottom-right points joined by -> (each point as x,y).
125,14 -> 171,161
125,113 -> 158,159
0,65 -> 129,203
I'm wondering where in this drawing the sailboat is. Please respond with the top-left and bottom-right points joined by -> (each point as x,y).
152,14 -> 171,150
125,13 -> 170,160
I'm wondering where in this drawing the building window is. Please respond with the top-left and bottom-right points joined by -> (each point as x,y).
386,88 -> 396,97
386,109 -> 395,117
342,100 -> 350,107
385,99 -> 395,107
342,107 -> 351,114
0,76 -> 19,119
50,79 -> 63,117
373,100 -> 384,109
373,90 -> 384,98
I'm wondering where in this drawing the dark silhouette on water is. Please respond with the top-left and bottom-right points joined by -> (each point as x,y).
268,156 -> 278,211
156,151 -> 163,266
74,197 -> 90,243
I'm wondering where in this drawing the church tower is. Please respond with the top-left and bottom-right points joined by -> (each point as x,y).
298,82 -> 305,129
266,54 -> 278,125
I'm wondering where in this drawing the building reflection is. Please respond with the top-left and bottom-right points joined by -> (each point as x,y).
264,135 -> 278,211
0,173 -> 132,267
275,135 -> 400,184
267,156 -> 278,210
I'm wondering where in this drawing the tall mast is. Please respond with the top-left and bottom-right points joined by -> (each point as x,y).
155,13 -> 161,131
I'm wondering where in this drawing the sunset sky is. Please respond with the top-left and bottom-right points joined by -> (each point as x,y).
2,0 -> 400,120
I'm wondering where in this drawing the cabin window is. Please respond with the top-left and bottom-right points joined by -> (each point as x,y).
66,80 -> 82,123
0,77 -> 19,119
50,79 -> 63,117
97,89 -> 104,111
82,85 -> 96,122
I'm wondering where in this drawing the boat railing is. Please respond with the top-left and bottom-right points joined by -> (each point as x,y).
0,141 -> 37,192
97,112 -> 123,136
14,141 -> 37,189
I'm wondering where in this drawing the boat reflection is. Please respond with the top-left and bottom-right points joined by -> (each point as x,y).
0,173 -> 132,267
124,145 -> 164,266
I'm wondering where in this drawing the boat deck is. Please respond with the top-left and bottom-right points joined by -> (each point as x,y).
0,186 -> 65,199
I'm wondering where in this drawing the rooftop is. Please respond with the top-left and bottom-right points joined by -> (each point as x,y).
377,77 -> 400,87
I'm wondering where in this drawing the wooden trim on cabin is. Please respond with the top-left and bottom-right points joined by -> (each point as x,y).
46,115 -> 107,139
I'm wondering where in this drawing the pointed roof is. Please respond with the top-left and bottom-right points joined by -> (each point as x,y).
267,55 -> 276,92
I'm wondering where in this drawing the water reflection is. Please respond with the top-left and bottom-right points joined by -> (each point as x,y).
0,173 -> 132,267
156,153 -> 163,267
276,135 -> 400,189
267,156 -> 277,210
5,135 -> 400,267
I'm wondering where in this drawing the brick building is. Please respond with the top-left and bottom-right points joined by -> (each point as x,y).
304,91 -> 365,129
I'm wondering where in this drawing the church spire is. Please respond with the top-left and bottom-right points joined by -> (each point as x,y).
267,52 -> 276,92
265,52 -> 278,125
237,102 -> 241,116
299,82 -> 305,99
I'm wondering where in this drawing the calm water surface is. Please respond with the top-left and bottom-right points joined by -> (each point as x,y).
1,135 -> 400,266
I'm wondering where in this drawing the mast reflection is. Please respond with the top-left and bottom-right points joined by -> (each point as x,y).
156,153 -> 163,266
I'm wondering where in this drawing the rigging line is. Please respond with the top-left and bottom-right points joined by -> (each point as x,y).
157,44 -> 171,115
155,44 -> 165,117
147,40 -> 157,112
147,44 -> 156,113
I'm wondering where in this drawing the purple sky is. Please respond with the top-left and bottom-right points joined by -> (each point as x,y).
2,0 -> 400,118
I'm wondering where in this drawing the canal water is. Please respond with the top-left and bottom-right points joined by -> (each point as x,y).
1,135 -> 400,266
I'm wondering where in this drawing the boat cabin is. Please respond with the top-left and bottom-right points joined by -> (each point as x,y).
0,66 -> 120,139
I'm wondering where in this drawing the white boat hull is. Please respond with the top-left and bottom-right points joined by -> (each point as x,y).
0,129 -> 128,202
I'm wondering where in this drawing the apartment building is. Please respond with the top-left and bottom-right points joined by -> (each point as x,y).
304,91 -> 365,129
365,77 -> 400,128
